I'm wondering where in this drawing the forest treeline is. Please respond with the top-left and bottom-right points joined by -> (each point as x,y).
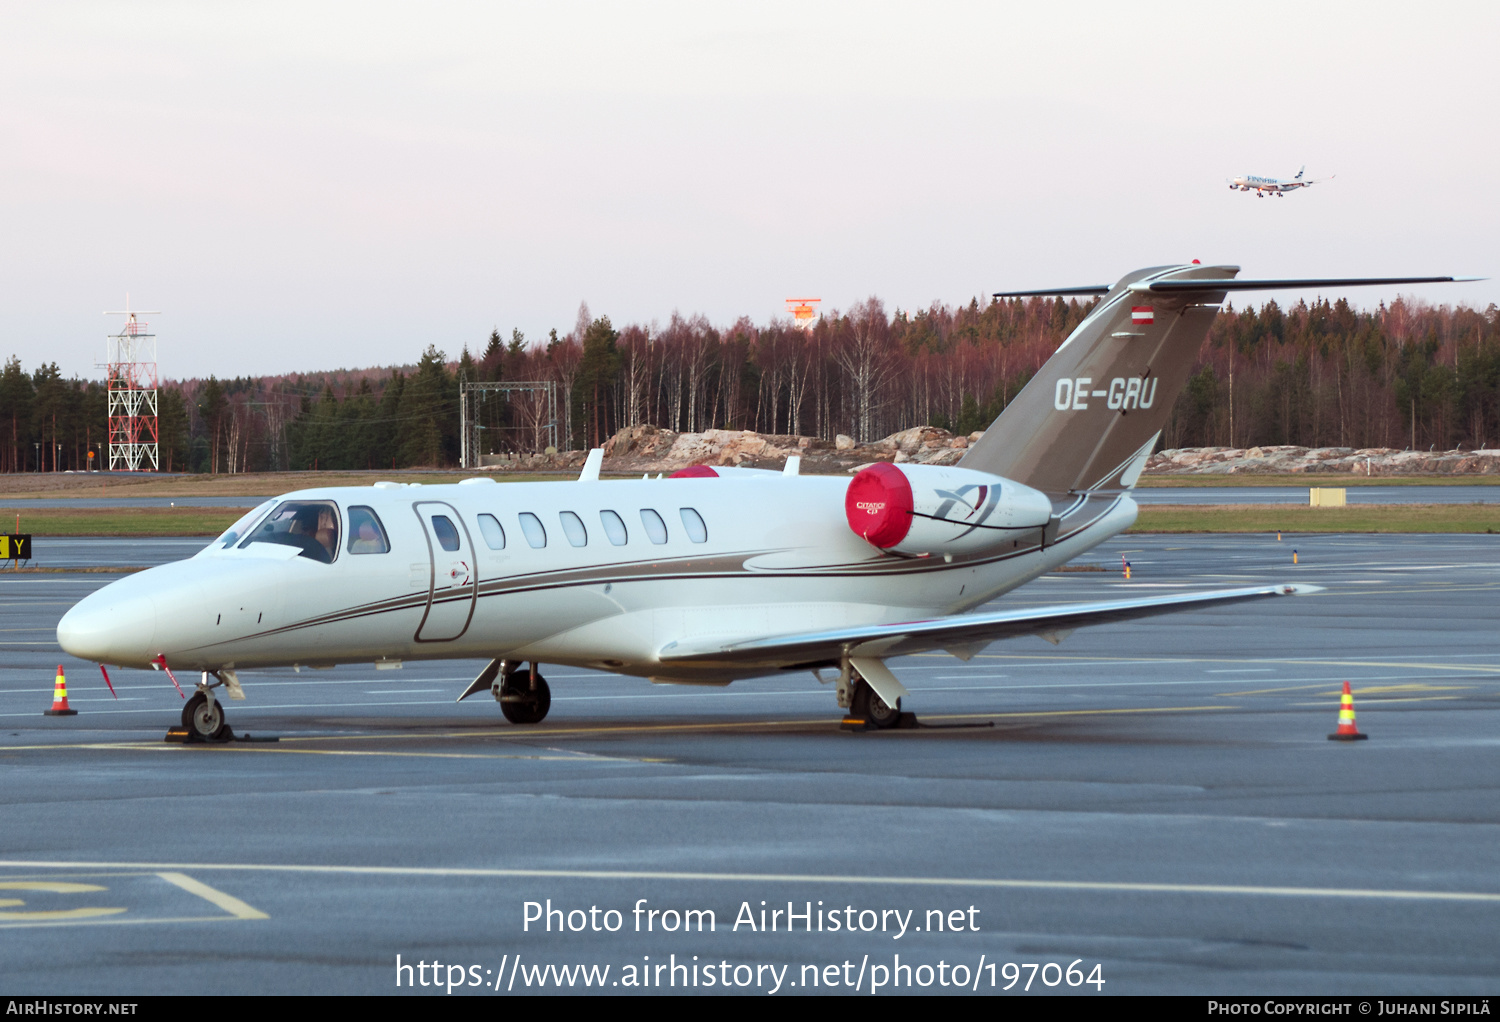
3,294 -> 1498,473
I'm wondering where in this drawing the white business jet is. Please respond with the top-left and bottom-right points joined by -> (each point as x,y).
1228,166 -> 1331,196
57,265 -> 1469,739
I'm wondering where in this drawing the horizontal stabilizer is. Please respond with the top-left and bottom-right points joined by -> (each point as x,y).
658,584 -> 1322,669
994,276 -> 1478,299
993,285 -> 1111,298
1142,276 -> 1477,293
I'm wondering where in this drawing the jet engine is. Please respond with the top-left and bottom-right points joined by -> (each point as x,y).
844,462 -> 1052,557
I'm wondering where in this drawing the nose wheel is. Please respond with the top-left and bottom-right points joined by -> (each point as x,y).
182,691 -> 231,741
494,665 -> 551,725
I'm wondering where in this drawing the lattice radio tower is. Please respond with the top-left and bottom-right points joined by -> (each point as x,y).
102,299 -> 160,471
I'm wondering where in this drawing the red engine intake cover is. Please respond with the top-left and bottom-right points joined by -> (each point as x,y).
845,462 -> 914,548
669,465 -> 719,478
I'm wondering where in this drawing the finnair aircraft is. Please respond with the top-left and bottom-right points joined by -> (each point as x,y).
57,265 -> 1467,740
1228,166 -> 1329,196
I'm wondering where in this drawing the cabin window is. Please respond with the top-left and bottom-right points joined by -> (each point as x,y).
680,507 -> 708,544
238,500 -> 340,564
640,508 -> 668,545
599,510 -> 628,546
347,506 -> 390,554
519,512 -> 547,549
431,515 -> 461,552
477,513 -> 506,550
559,511 -> 588,547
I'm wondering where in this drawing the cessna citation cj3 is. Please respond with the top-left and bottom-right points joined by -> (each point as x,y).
57,265 -> 1471,739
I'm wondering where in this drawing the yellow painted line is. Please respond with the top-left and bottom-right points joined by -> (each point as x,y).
0,906 -> 127,921
0,859 -> 1497,906
0,915 -> 236,930
156,872 -> 267,920
0,705 -> 1246,752
1220,682 -> 1477,698
1292,696 -> 1462,707
921,706 -> 1228,721
939,652 -> 1500,675
201,748 -> 639,762
1348,684 -> 1474,695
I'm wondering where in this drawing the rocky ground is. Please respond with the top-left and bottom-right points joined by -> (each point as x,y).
488,424 -> 980,474
1145,445 -> 1500,476
487,426 -> 1500,477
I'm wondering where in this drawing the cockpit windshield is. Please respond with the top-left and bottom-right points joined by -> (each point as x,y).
236,500 -> 342,563
199,500 -> 277,556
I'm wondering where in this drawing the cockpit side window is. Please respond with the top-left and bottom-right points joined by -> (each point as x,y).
204,500 -> 276,554
238,500 -> 341,563
347,506 -> 391,554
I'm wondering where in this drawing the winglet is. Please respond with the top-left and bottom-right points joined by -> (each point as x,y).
578,449 -> 603,482
783,455 -> 801,477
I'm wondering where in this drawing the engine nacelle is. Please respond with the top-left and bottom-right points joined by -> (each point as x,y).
845,462 -> 1052,557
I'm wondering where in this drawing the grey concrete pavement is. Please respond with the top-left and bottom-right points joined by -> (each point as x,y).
1,533 -> 1497,995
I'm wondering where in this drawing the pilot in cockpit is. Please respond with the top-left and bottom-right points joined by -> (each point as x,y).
288,506 -> 338,563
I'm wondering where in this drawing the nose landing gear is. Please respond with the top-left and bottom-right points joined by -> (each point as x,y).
179,670 -> 237,741
182,690 -> 230,741
493,662 -> 551,725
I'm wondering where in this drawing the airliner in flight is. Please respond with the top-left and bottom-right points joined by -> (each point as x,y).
1228,166 -> 1330,196
57,266 -> 1468,739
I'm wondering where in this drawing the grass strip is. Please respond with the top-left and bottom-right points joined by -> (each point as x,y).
0,507 -> 246,537
1132,504 -> 1500,533
1138,474 -> 1500,488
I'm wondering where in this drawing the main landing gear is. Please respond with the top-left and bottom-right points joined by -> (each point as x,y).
850,680 -> 902,729
493,661 -> 551,725
834,658 -> 911,730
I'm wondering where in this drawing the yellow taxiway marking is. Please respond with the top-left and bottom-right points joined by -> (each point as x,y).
1218,681 -> 1476,698
929,652 -> 1500,676
156,872 -> 267,920
0,704 -> 1235,752
0,871 -> 266,928
0,881 -> 125,922
1,859 -> 1498,906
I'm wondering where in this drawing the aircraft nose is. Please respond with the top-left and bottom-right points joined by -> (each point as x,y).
56,582 -> 158,665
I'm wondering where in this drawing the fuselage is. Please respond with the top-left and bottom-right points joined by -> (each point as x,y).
56,472 -> 1136,683
1230,173 -> 1310,194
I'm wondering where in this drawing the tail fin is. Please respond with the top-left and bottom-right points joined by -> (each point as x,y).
960,264 -> 1237,495
1295,165 -> 1305,180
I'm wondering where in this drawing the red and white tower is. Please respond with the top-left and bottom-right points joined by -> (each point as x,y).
103,301 -> 160,472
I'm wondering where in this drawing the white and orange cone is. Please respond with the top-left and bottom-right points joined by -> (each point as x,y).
43,665 -> 77,717
1327,680 -> 1366,741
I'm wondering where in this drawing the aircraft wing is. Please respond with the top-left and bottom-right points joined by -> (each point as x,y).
657,584 -> 1321,670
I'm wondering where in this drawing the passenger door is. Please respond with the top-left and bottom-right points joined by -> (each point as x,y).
413,501 -> 477,642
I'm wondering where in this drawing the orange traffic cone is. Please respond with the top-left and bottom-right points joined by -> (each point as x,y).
1327,680 -> 1366,741
44,665 -> 77,717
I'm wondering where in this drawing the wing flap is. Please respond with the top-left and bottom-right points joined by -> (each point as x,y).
657,584 -> 1321,669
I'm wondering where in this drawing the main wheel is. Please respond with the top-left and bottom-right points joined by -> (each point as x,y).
182,692 -> 230,740
498,672 -> 551,725
850,681 -> 901,729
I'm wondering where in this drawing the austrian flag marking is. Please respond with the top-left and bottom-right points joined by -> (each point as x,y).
1132,306 -> 1154,325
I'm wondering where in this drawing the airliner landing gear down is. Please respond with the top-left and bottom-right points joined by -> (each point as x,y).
495,662 -> 551,725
